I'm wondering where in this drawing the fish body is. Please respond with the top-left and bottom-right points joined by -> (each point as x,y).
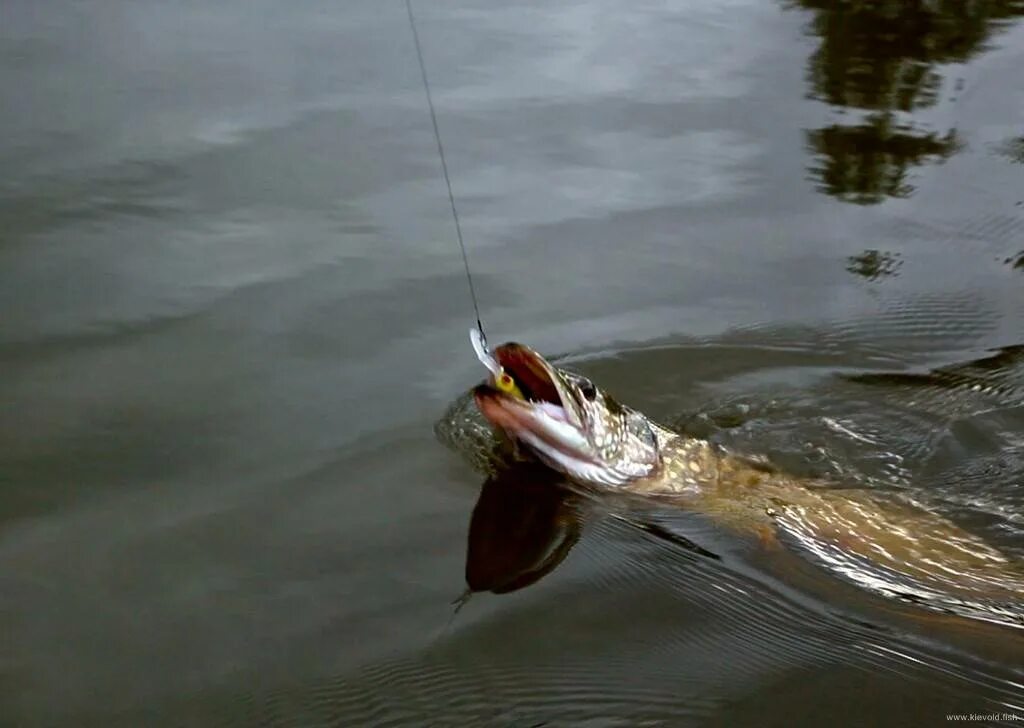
442,341 -> 1024,627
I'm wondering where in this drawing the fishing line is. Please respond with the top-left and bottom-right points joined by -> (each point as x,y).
405,0 -> 487,344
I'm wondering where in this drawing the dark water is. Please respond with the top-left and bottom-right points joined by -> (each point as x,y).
2,1 -> 1024,725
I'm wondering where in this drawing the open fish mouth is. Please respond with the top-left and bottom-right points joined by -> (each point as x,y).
473,343 -> 588,459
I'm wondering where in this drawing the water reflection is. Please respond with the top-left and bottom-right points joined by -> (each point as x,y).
462,462 -> 721,597
845,249 -> 903,280
790,0 -> 1024,203
464,463 -> 582,595
997,136 -> 1024,163
807,117 -> 958,203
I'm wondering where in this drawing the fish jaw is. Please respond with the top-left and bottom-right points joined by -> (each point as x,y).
474,386 -> 642,485
474,385 -> 590,464
472,341 -> 662,487
489,343 -> 584,429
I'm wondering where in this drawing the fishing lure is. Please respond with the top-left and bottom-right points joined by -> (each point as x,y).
470,328 -> 524,400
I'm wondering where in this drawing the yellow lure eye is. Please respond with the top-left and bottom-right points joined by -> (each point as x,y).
495,370 -> 524,400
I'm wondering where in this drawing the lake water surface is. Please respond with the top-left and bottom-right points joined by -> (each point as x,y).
2,1 -> 1024,725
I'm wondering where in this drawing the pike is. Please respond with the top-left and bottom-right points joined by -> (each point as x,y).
442,337 -> 1024,629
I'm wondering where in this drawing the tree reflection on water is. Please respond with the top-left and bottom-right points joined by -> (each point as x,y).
789,0 -> 1024,203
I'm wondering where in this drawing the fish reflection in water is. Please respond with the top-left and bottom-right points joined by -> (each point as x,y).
464,463 -> 581,596
463,462 -> 718,597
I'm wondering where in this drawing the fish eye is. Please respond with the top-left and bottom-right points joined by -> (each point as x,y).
578,378 -> 597,401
